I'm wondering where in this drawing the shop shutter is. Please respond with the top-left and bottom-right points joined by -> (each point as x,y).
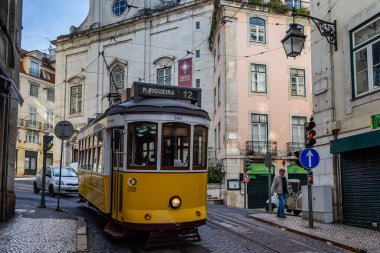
341,147 -> 380,228
247,175 -> 273,208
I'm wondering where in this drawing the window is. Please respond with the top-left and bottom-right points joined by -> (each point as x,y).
128,122 -> 157,169
251,113 -> 268,143
70,85 -> 82,114
112,0 -> 128,16
29,107 -> 37,126
292,116 -> 306,144
47,88 -> 54,102
157,67 -> 171,85
290,68 -> 305,96
30,83 -> 38,97
251,64 -> 267,92
193,125 -> 208,170
30,61 -> 39,77
47,112 -> 54,130
195,21 -> 200,30
196,79 -> 200,88
195,50 -> 200,59
162,123 -> 190,169
217,34 -> 220,60
24,151 -> 37,173
43,71 -> 50,80
250,17 -> 266,43
217,122 -> 221,150
352,16 -> 380,97
214,88 -> 216,112
213,49 -> 216,72
217,76 -> 221,105
26,131 -> 39,144
110,66 -> 125,93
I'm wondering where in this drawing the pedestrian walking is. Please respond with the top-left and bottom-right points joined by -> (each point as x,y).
271,168 -> 289,218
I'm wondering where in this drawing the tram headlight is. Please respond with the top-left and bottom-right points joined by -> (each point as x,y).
169,196 -> 182,209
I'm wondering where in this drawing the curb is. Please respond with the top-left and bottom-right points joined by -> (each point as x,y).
77,216 -> 88,252
250,215 -> 368,253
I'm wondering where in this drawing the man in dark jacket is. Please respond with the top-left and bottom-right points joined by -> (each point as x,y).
271,168 -> 289,218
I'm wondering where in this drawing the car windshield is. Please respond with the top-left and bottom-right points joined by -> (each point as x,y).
52,168 -> 77,177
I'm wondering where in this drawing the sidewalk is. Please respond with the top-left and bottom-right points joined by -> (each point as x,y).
0,207 -> 87,253
249,212 -> 380,253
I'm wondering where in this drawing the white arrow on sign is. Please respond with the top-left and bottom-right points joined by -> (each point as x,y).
306,150 -> 313,167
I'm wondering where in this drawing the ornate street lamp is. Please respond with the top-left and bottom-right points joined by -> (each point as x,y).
282,8 -> 337,58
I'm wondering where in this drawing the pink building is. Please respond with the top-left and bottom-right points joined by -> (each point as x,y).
210,0 -> 312,208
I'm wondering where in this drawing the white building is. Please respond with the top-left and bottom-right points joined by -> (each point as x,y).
311,0 -> 380,227
52,0 -> 214,165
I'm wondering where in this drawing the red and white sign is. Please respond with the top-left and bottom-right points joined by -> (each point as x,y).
178,58 -> 192,87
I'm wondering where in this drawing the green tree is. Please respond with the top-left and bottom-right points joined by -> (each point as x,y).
208,160 -> 225,183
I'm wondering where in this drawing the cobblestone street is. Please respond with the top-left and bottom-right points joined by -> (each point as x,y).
0,208 -> 77,253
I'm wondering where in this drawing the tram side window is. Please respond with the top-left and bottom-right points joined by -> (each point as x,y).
193,125 -> 208,170
128,122 -> 157,169
162,123 -> 190,169
113,129 -> 124,168
97,132 -> 104,172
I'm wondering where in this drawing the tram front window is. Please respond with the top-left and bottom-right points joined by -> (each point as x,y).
128,122 -> 157,169
162,123 -> 190,169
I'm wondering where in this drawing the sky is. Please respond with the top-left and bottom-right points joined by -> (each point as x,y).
22,0 -> 89,52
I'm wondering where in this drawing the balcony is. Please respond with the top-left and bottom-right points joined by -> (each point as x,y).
286,142 -> 304,156
43,123 -> 54,132
17,118 -> 25,127
26,120 -> 41,130
246,141 -> 277,156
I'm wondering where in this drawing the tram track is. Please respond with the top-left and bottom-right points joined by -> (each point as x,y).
206,217 -> 281,253
207,211 -> 345,252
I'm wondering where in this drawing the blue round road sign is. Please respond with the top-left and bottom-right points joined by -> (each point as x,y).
299,148 -> 320,170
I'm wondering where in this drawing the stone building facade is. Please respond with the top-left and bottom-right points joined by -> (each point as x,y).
16,50 -> 56,176
210,0 -> 312,208
52,0 -> 214,165
0,0 -> 23,221
311,0 -> 380,227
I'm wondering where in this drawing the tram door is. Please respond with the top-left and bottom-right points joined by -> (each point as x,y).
111,129 -> 124,221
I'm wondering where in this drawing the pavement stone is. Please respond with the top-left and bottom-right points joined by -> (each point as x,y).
249,212 -> 380,253
0,208 -> 79,253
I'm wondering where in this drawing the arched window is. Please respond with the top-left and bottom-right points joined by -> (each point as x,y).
110,66 -> 125,93
250,17 -> 266,43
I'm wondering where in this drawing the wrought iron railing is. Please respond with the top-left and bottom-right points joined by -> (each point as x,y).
26,120 -> 41,130
286,142 -> 304,156
246,141 -> 277,156
43,123 -> 54,132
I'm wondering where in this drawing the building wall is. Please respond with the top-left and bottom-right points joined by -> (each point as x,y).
213,1 -> 312,208
52,0 -> 214,166
16,51 -> 55,176
311,0 -> 380,222
0,0 -> 23,222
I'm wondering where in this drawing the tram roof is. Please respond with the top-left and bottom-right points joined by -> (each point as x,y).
88,98 -> 209,127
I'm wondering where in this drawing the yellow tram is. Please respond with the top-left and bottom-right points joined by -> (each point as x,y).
77,82 -> 209,245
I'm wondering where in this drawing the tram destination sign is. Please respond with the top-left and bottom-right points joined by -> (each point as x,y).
131,82 -> 202,106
